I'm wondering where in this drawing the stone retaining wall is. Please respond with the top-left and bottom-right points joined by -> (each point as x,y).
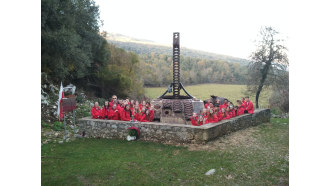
76,109 -> 270,144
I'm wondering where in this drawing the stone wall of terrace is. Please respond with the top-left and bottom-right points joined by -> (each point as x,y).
76,109 -> 270,144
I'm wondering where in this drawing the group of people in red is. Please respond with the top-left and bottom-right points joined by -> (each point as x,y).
190,96 -> 254,126
91,95 -> 154,122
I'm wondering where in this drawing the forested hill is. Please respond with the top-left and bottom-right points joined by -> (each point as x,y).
105,33 -> 250,66
105,32 -> 249,87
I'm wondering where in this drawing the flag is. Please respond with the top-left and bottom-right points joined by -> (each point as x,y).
57,82 -> 64,120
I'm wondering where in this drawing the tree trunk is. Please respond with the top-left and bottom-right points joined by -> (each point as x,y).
256,62 -> 271,108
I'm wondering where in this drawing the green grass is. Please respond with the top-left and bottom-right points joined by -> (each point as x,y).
145,84 -> 272,108
42,118 -> 288,185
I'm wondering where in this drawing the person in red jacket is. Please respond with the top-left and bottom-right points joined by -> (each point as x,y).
190,112 -> 198,126
101,101 -> 111,119
139,100 -> 146,110
202,108 -> 208,120
206,108 -> 218,124
109,103 -> 121,120
223,106 -> 231,120
245,96 -> 254,114
197,115 -> 205,126
229,104 -> 236,118
120,104 -> 132,121
218,108 -> 226,121
133,105 -> 141,121
241,97 -> 246,109
140,107 -> 154,122
91,102 -> 102,119
204,99 -> 211,109
236,100 -> 245,116
220,99 -> 229,110
109,95 -> 118,108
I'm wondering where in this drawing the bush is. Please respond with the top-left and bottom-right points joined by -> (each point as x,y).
269,88 -> 289,113
42,121 -> 51,128
53,121 -> 64,131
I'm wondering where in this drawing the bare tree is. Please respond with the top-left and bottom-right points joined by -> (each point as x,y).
247,26 -> 289,108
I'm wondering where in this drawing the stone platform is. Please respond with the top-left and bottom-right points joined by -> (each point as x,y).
76,109 -> 270,144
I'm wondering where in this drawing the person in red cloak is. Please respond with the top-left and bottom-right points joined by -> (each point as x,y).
109,95 -> 118,108
204,99 -> 211,109
245,96 -> 254,114
197,115 -> 205,126
241,97 -> 246,109
109,103 -> 121,120
120,104 -> 132,121
202,108 -> 208,120
223,106 -> 231,120
220,99 -> 229,110
140,107 -> 154,122
133,105 -> 141,121
206,108 -> 218,124
91,102 -> 102,119
236,100 -> 245,116
190,112 -> 198,126
101,101 -> 111,119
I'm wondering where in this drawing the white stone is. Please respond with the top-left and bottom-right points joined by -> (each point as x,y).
205,169 -> 216,175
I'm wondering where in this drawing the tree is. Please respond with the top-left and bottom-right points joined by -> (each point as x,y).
247,26 -> 289,108
41,0 -> 109,82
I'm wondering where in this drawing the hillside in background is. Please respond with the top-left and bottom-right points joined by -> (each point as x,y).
105,32 -> 250,66
105,32 -> 249,87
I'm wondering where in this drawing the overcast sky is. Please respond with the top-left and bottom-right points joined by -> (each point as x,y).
94,0 -> 291,59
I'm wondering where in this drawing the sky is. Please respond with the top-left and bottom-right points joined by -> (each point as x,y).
94,0 -> 291,59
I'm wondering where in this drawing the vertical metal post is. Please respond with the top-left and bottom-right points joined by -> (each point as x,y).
73,110 -> 76,133
63,114 -> 67,140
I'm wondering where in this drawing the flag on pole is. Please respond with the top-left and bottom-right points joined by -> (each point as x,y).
57,82 -> 64,121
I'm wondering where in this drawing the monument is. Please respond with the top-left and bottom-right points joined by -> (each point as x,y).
151,32 -> 204,124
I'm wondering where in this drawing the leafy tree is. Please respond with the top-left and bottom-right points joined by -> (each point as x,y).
41,0 -> 109,82
247,26 -> 289,108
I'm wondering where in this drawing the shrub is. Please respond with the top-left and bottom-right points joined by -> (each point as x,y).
53,121 -> 64,131
42,121 -> 51,128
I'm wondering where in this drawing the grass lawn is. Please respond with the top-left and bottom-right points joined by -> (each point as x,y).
144,84 -> 272,108
41,118 -> 288,185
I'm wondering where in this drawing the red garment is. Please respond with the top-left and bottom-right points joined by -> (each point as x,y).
241,102 -> 246,110
91,106 -> 102,119
202,113 -> 208,119
190,116 -> 198,126
109,101 -> 118,108
140,111 -> 154,122
133,112 -> 141,121
217,112 -> 224,121
109,108 -> 120,120
220,103 -> 228,110
204,103 -> 209,109
101,106 -> 111,119
120,110 -> 131,121
245,101 -> 254,114
206,115 -> 218,123
230,110 -> 236,118
197,121 -> 203,126
223,112 -> 231,120
237,106 -> 245,116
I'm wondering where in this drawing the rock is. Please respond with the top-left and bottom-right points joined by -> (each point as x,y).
54,132 -> 59,137
65,138 -> 70,142
74,134 -> 82,138
58,141 -> 63,144
205,169 -> 216,175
